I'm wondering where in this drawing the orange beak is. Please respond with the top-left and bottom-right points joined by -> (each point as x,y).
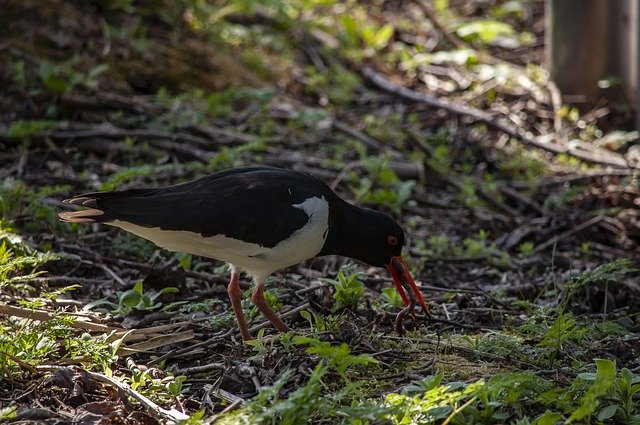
385,255 -> 431,319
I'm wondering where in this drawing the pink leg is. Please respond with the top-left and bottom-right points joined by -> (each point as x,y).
227,268 -> 251,341
251,282 -> 290,333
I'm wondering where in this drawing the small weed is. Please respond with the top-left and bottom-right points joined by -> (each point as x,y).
455,230 -> 512,268
0,315 -> 120,377
402,373 -> 444,394
572,359 -> 640,423
0,407 -> 17,421
570,359 -> 617,422
126,362 -> 188,403
37,56 -> 108,99
578,241 -> 591,256
5,120 -> 59,138
518,241 -> 534,257
321,268 -> 364,311
206,86 -> 275,118
220,364 -> 328,425
341,15 -> 394,56
305,64 -> 360,106
0,225 -> 55,293
427,235 -> 451,257
384,378 -> 486,424
350,159 -> 416,213
538,312 -> 587,366
561,259 -> 636,309
246,328 -> 270,355
459,177 -> 483,207
300,309 -> 327,333
293,336 -> 378,379
464,332 -> 527,360
455,19 -> 516,47
499,146 -> 546,183
111,232 -> 158,260
1,179 -> 71,232
381,287 -> 404,309
88,280 -> 183,316
362,112 -> 407,147
174,252 -> 193,270
543,185 -> 585,211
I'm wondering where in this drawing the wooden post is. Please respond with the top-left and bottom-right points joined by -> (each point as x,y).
546,0 -> 638,116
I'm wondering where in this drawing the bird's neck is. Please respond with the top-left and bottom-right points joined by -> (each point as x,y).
318,200 -> 372,261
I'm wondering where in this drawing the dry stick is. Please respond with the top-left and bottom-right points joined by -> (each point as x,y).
0,304 -> 194,354
359,66 -> 633,169
204,381 -> 245,406
204,381 -> 245,416
415,0 -> 466,49
0,304 -> 120,334
332,119 -> 385,151
532,215 -> 604,254
295,283 -> 324,296
98,263 -> 127,287
174,362 -> 226,375
498,184 -> 550,216
37,365 -> 189,423
512,169 -> 638,189
121,330 -> 195,355
47,126 -> 213,147
247,302 -> 310,334
149,329 -> 235,364
415,0 -> 567,143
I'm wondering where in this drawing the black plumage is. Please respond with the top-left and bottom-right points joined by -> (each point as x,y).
60,166 -> 430,341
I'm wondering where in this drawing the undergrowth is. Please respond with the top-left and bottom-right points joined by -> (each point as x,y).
1,0 -> 639,423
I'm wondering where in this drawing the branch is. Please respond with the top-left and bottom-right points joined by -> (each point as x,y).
359,66 -> 634,169
37,365 -> 190,423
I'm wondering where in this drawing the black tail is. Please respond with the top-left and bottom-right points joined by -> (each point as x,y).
59,195 -> 113,223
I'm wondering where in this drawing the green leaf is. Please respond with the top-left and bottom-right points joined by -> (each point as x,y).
6,120 -> 59,138
43,73 -> 67,94
597,405 -> 619,421
300,309 -> 312,324
341,15 -> 358,46
119,290 -> 142,307
176,252 -> 192,270
456,20 -> 515,44
371,24 -> 394,49
595,358 -> 616,382
533,410 -> 562,425
568,359 -> 616,423
139,294 -> 152,308
578,372 -> 597,381
133,280 -> 144,294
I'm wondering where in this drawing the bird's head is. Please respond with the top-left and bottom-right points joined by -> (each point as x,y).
363,213 -> 431,319
321,205 -> 430,318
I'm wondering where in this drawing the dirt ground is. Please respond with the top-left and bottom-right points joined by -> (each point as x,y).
1,1 -> 639,423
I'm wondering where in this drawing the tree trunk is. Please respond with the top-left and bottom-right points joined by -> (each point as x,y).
546,0 -> 638,118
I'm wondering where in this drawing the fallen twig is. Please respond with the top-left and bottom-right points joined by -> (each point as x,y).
247,302 -> 310,334
37,365 -> 189,423
174,362 -> 226,375
532,215 -> 604,254
360,66 -> 634,169
149,329 -> 235,364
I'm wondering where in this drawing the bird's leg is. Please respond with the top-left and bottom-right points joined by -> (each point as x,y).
251,282 -> 290,333
227,268 -> 251,341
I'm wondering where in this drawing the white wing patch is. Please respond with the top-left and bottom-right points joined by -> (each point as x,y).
109,196 -> 329,283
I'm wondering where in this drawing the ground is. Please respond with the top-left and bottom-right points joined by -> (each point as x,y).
1,1 -> 639,424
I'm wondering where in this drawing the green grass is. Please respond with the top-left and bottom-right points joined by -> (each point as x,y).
2,0 -> 639,422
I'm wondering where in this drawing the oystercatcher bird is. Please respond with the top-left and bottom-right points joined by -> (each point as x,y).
59,166 -> 430,341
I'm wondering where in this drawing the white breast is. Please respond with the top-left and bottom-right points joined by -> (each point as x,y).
109,196 -> 330,283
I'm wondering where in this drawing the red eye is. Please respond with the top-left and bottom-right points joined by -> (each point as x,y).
388,235 -> 398,246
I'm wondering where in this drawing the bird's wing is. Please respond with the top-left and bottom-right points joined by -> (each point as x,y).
62,167 -> 327,248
